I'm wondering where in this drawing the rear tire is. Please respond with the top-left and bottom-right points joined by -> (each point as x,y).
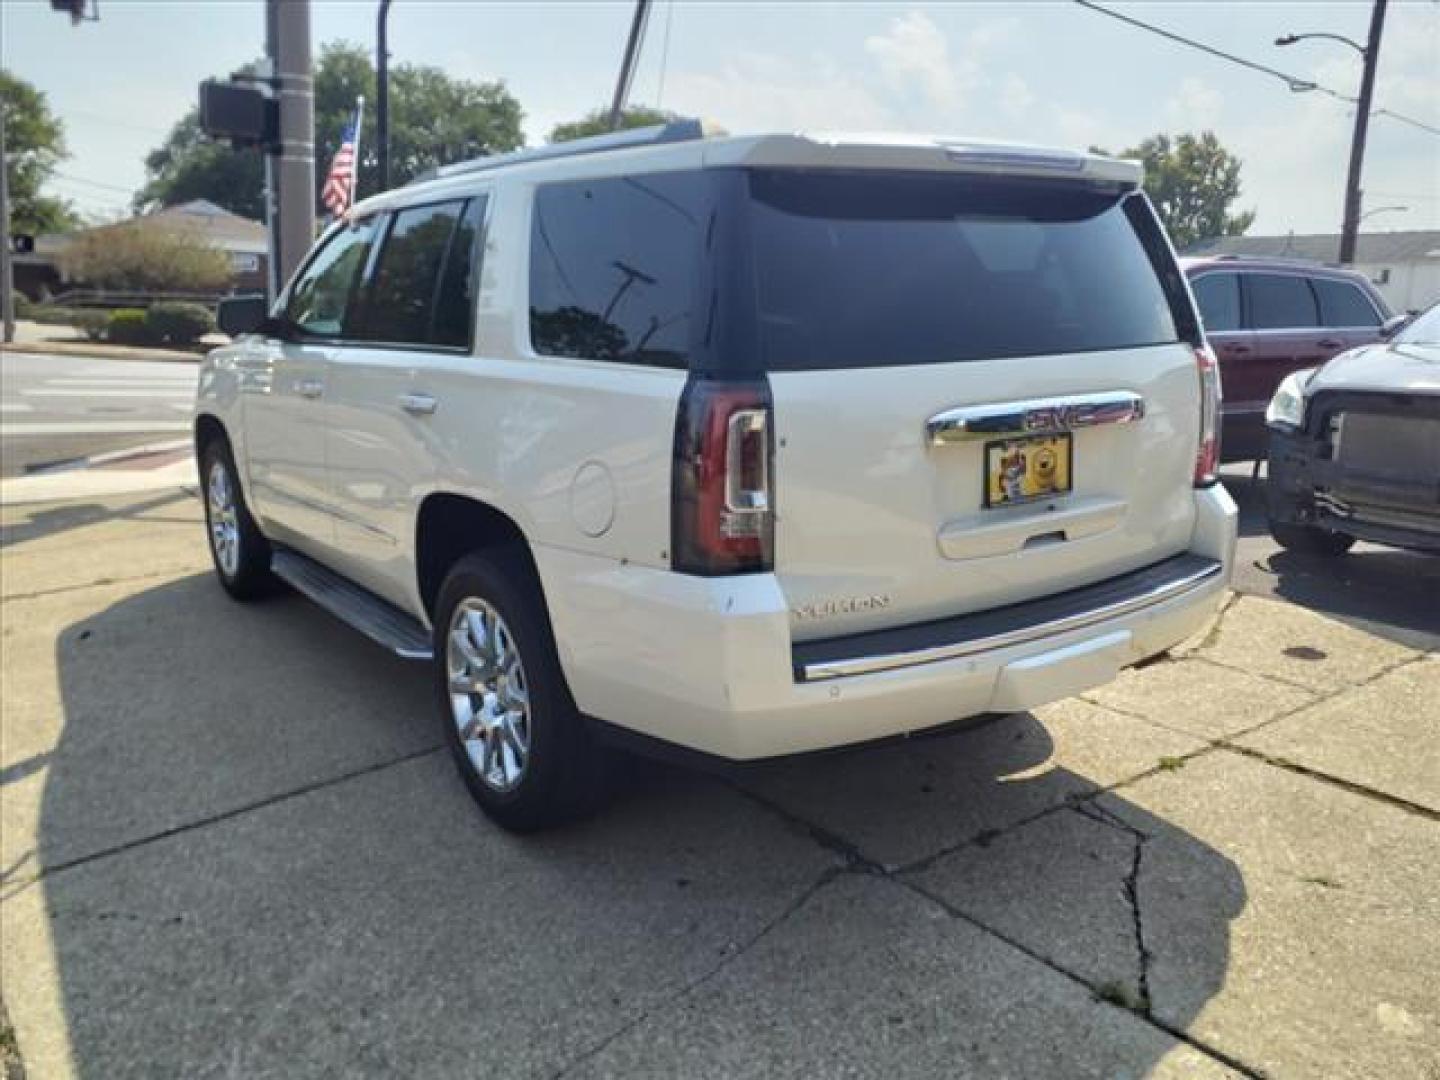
434,551 -> 609,832
201,438 -> 273,599
1268,519 -> 1355,557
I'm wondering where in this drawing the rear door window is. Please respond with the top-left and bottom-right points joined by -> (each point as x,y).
744,170 -> 1183,370
529,173 -> 709,370
1246,274 -> 1319,330
1312,278 -> 1381,328
1192,273 -> 1241,333
357,199 -> 474,347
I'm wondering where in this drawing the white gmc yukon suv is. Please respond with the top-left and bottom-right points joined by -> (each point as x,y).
199,123 -> 1237,830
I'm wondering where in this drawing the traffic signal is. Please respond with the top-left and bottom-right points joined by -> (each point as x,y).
10,235 -> 36,255
49,0 -> 90,24
199,79 -> 278,151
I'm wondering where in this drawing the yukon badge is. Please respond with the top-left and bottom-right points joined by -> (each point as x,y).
792,594 -> 893,621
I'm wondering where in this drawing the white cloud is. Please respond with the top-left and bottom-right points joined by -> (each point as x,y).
1165,77 -> 1224,130
664,51 -> 893,134
865,10 -> 965,108
1000,73 -> 1035,118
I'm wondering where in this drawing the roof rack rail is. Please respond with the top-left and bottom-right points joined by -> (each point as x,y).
411,118 -> 718,185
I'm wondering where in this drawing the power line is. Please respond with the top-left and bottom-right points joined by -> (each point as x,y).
1072,0 -> 1440,137
655,0 -> 675,109
51,171 -> 136,195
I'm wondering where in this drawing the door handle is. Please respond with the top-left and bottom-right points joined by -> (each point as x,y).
1221,343 -> 1251,355
1317,338 -> 1342,349
296,379 -> 324,399
398,392 -> 438,416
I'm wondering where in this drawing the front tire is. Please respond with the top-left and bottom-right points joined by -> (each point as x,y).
1268,519 -> 1356,557
201,439 -> 273,599
434,551 -> 609,831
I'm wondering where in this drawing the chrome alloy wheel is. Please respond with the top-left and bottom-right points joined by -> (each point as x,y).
207,459 -> 241,577
447,598 -> 531,792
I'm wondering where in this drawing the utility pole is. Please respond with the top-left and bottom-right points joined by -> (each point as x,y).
608,0 -> 651,130
377,0 -> 393,191
1339,0 -> 1387,265
270,0 -> 315,287
1,104 -> 13,344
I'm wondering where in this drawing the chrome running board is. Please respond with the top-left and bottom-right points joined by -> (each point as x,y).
794,554 -> 1224,682
271,547 -> 433,660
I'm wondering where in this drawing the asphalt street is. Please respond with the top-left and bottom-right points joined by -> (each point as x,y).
0,350 -> 197,477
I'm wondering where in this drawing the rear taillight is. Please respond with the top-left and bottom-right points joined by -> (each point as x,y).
1194,343 -> 1222,486
672,378 -> 774,575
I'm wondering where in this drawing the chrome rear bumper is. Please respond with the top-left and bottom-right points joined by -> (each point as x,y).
793,554 -> 1224,682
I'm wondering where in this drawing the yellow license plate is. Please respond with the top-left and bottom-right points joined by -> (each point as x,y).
984,434 -> 1073,508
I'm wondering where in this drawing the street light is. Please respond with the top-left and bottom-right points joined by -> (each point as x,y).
1276,1 -> 1388,265
1275,32 -> 1366,59
1358,205 -> 1408,224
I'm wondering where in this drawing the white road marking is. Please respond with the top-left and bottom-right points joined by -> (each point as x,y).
0,402 -> 36,414
1,421 -> 193,436
22,388 -> 194,399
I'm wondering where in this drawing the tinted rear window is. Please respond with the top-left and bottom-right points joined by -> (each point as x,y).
1312,277 -> 1381,328
1247,273 -> 1318,330
746,171 -> 1183,370
529,173 -> 706,369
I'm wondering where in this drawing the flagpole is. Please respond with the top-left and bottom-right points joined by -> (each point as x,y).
351,95 -> 365,203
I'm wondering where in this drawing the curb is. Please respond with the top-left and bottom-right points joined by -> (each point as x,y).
0,440 -> 197,506
1,339 -> 207,364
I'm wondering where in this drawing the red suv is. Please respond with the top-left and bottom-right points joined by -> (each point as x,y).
1181,256 -> 1398,461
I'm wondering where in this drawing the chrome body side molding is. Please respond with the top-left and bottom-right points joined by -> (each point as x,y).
927,390 -> 1146,445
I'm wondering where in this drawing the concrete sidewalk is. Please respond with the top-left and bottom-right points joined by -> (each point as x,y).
1,491 -> 1435,1078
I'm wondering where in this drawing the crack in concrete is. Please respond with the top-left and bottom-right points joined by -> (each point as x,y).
0,566 -> 208,604
546,866 -> 847,1080
1218,744 -> 1439,823
0,745 -> 445,892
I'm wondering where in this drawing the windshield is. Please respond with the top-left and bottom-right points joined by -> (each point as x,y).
1396,303 -> 1440,345
745,170 -> 1189,371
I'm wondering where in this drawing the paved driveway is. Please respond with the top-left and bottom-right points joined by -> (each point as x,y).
1,490 -> 1436,1078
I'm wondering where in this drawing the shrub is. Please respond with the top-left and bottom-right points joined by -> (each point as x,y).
145,301 -> 215,345
30,304 -> 78,326
14,293 -> 33,319
107,308 -> 156,345
59,219 -> 230,292
71,310 -> 109,341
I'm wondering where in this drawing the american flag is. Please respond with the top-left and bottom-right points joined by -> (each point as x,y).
321,110 -> 361,217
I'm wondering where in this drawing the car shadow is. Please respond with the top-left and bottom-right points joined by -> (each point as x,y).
0,489 -> 196,549
23,573 -> 1246,1077
1223,469 -> 1440,646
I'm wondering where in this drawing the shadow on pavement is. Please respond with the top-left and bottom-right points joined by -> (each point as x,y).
1224,471 -> 1440,648
26,572 -> 1246,1077
0,489 -> 194,549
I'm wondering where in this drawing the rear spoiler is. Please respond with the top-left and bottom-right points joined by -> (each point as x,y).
705,133 -> 1142,190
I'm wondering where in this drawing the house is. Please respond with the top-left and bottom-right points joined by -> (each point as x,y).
14,199 -> 269,300
1183,231 -> 1440,315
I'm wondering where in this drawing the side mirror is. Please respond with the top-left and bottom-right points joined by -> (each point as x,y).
216,294 -> 269,338
1380,314 -> 1409,340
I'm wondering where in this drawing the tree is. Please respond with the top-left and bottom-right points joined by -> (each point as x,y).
1,69 -> 79,234
549,105 -> 679,144
59,219 -> 230,291
1097,132 -> 1255,249
135,112 -> 266,219
136,42 -> 524,219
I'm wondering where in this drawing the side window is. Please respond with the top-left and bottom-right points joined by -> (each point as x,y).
529,172 -> 706,369
1192,273 -> 1241,332
1312,278 -> 1381,328
432,197 -> 486,348
284,218 -> 378,336
357,200 -> 467,346
1247,273 -> 1319,330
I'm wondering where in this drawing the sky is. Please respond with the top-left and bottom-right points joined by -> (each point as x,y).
3,0 -> 1438,235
